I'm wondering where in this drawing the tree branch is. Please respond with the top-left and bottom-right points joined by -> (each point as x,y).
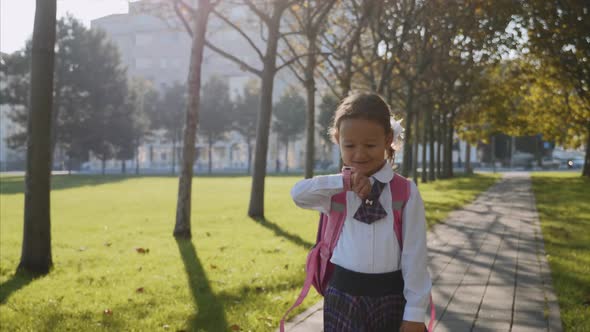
204,39 -> 263,76
276,52 -> 331,73
277,52 -> 306,83
244,0 -> 272,25
175,0 -> 196,14
318,69 -> 342,99
173,0 -> 193,37
280,34 -> 307,72
212,9 -> 265,61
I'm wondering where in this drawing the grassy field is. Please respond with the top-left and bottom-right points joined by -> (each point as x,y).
0,173 -> 498,332
531,173 -> 590,331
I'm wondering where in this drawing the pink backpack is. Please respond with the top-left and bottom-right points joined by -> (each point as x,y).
280,173 -> 435,331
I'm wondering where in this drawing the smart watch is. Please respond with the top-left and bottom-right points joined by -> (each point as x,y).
342,166 -> 353,191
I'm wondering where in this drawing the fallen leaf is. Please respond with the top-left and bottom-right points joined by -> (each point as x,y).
136,287 -> 144,293
284,264 -> 289,270
104,242 -> 112,247
137,266 -> 142,272
103,309 -> 113,315
135,248 -> 149,254
230,324 -> 240,331
162,324 -> 170,329
210,264 -> 217,269
78,246 -> 87,252
206,232 -> 211,237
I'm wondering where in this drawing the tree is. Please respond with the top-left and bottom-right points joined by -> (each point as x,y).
82,25 -> 129,175
280,0 -> 336,178
233,80 -> 260,174
18,0 -> 57,275
153,82 -> 186,175
273,89 -> 306,172
203,0 -> 307,217
172,0 -> 216,238
2,16 -> 132,173
199,75 -> 234,174
319,0 -> 378,98
317,94 -> 338,162
522,0 -> 590,176
114,80 -> 153,174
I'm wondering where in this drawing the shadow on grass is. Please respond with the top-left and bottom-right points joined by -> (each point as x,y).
0,175 -> 134,195
175,238 -> 229,332
0,272 -> 34,304
251,217 -> 314,249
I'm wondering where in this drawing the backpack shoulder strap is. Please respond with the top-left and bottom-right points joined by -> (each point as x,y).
390,174 -> 437,332
390,173 -> 411,250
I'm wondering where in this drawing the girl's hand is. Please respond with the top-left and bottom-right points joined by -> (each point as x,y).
350,172 -> 371,200
399,321 -> 425,332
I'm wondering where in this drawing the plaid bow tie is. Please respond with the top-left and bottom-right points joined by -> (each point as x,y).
353,180 -> 388,224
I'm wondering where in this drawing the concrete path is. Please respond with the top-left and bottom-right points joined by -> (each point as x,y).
281,173 -> 563,332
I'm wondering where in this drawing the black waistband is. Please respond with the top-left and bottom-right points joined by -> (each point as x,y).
329,265 -> 405,297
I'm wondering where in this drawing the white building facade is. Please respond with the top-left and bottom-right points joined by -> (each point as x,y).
88,0 -> 310,174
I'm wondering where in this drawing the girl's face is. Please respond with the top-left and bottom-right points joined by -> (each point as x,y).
337,118 -> 393,177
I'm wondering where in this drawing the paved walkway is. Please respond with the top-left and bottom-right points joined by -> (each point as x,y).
281,173 -> 563,332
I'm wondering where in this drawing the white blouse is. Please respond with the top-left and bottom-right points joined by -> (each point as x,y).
290,163 -> 432,322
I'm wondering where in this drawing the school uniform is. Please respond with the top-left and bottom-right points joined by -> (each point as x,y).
291,163 -> 432,331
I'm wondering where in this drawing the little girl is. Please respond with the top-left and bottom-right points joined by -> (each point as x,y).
290,92 -> 431,332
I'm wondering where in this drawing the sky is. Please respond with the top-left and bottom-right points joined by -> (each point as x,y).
1,0 -> 130,54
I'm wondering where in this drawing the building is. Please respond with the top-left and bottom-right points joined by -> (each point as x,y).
88,0 -> 308,174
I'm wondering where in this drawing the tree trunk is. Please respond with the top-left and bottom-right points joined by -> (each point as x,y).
171,133 -> 177,175
67,155 -> 72,175
121,159 -> 126,174
436,113 -> 442,179
101,158 -> 106,175
412,107 -> 419,184
535,135 -> 542,167
440,112 -> 447,178
445,115 -> 454,178
19,0 -> 57,276
174,1 -> 212,239
285,140 -> 289,173
465,143 -> 472,174
583,124 -> 590,177
208,133 -> 213,174
248,14 -> 281,218
421,108 -> 428,183
247,139 -> 252,175
491,135 -> 497,173
275,134 -> 280,173
401,84 -> 414,177
304,33 -> 317,179
428,108 -> 435,181
135,146 -> 140,175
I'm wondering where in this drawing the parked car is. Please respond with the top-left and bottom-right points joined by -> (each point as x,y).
566,157 -> 585,169
541,157 -> 561,170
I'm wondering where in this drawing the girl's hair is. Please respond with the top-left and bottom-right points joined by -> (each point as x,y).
329,91 -> 395,162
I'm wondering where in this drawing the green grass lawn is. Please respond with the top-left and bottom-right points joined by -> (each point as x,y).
0,173 -> 498,332
531,173 -> 590,331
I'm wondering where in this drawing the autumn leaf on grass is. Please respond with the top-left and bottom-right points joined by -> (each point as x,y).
210,264 -> 217,269
103,309 -> 113,315
136,287 -> 144,293
230,324 -> 241,331
135,247 -> 149,254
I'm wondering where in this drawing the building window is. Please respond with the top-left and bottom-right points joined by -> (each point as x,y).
135,33 -> 152,46
136,58 -> 152,69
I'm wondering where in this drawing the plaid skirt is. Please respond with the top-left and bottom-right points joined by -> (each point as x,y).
323,285 -> 406,332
